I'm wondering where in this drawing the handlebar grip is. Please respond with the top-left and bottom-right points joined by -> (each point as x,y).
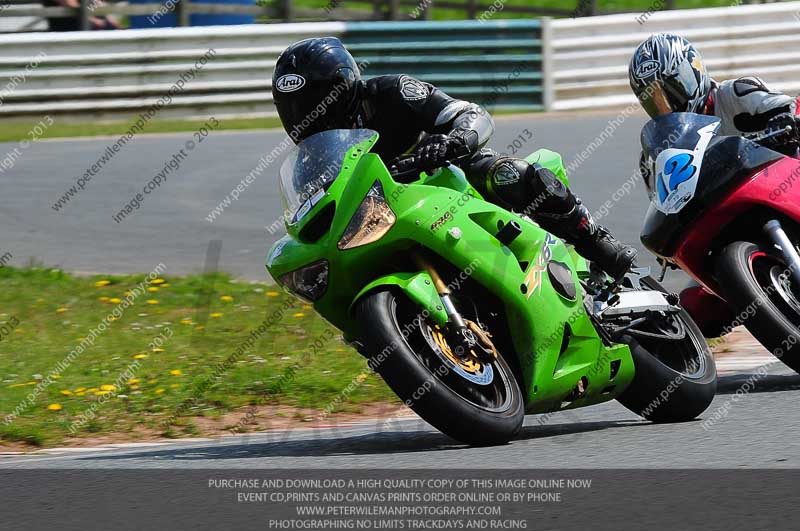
388,144 -> 473,180
388,155 -> 419,178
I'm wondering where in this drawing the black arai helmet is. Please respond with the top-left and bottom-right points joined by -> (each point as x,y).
272,37 -> 362,142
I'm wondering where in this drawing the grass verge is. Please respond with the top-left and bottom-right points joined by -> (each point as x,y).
0,107 -> 535,144
0,116 -> 285,144
0,267 -> 396,448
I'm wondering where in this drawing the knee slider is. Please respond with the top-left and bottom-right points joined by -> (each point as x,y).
530,163 -> 568,201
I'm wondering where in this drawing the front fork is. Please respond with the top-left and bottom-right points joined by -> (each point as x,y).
413,253 -> 465,329
413,252 -> 496,360
763,220 -> 800,286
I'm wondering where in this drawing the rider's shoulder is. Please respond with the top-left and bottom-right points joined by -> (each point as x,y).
366,74 -> 432,108
718,77 -> 771,98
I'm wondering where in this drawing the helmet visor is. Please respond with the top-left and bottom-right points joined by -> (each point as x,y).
638,81 -> 676,118
638,60 -> 702,119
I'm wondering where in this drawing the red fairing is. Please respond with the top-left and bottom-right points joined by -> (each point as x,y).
679,284 -> 735,338
672,156 -> 800,296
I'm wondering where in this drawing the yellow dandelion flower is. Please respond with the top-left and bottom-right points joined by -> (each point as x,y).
134,354 -> 148,360
220,295 -> 234,302
210,312 -> 223,318
293,312 -> 305,318
356,373 -> 368,382
108,316 -> 118,321
169,369 -> 182,376
60,390 -> 73,396
146,299 -> 159,305
76,392 -> 85,397
100,384 -> 116,392
47,403 -> 62,411
266,291 -> 280,297
8,382 -> 29,388
95,280 -> 111,287
75,387 -> 86,393
303,304 -> 312,309
51,375 -> 61,379
155,388 -> 165,394
128,378 -> 139,384
124,291 -> 134,297
152,347 -> 165,353
170,384 -> 179,389
148,379 -> 158,384
195,325 -> 205,331
147,287 -> 159,292
130,385 -> 139,390
180,319 -> 193,325
99,296 -> 110,302
56,307 -> 67,313
94,390 -> 107,396
161,283 -> 170,288
109,297 -> 122,304
87,388 -> 99,393
151,278 -> 165,285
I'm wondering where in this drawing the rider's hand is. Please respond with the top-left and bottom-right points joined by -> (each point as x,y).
414,134 -> 466,171
765,113 -> 800,140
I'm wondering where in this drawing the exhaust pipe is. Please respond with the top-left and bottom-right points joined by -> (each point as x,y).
763,220 -> 800,286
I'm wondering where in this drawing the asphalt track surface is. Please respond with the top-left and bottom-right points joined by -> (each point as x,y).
3,365 -> 799,469
0,110 -> 686,290
3,111 -> 800,471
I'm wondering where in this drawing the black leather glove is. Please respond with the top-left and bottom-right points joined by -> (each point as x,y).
765,113 -> 800,140
750,113 -> 800,155
414,134 -> 467,171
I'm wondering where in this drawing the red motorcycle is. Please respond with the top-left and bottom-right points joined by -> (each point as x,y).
639,111 -> 800,373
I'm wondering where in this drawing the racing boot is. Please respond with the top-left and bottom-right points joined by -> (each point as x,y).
546,200 -> 638,282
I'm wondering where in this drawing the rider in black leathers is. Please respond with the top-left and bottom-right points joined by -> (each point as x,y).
273,37 -> 638,280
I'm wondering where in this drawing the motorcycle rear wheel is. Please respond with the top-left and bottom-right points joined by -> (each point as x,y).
615,276 -> 717,422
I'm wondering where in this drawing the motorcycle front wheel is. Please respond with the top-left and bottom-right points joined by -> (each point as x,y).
355,289 -> 524,446
716,241 -> 800,374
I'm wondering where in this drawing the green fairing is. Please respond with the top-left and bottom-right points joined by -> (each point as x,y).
525,148 -> 570,188
350,272 -> 449,327
267,132 -> 635,414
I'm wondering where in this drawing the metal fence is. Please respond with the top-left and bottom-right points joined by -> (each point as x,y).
547,1 -> 800,111
347,19 -> 543,110
0,19 -> 542,121
0,23 -> 346,120
1,2 -> 799,121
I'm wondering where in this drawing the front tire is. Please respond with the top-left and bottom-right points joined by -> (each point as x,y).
355,289 -> 524,446
616,277 -> 717,422
715,241 -> 800,373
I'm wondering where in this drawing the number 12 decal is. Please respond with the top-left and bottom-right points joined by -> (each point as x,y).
654,122 -> 719,215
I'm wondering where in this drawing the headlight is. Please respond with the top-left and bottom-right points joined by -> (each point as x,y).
337,181 -> 396,250
279,260 -> 329,302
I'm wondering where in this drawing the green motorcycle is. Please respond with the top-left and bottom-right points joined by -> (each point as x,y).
267,129 -> 716,446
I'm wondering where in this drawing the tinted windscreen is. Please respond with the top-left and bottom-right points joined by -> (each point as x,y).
279,129 -> 377,224
640,112 -> 721,214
